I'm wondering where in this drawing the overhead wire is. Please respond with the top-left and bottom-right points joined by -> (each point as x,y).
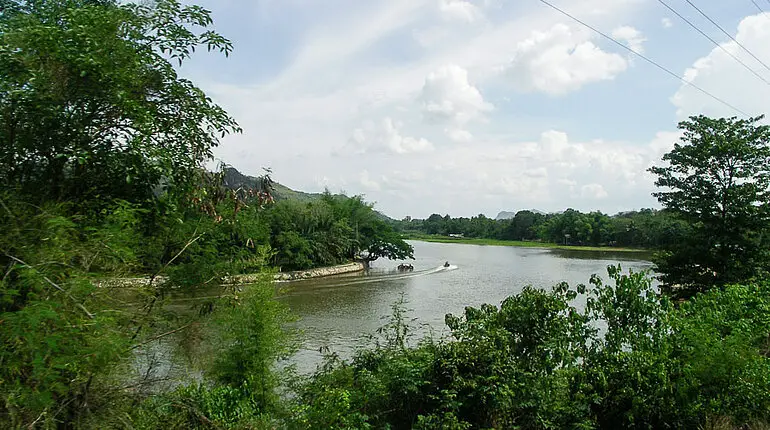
750,0 -> 767,14
535,0 -> 750,117
682,0 -> 770,74
657,0 -> 770,87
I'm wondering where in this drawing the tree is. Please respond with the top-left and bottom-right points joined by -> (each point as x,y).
649,115 -> 770,297
0,0 -> 239,206
424,214 -> 444,235
507,210 -> 544,241
356,222 -> 414,264
338,196 -> 414,264
0,2 -> 260,425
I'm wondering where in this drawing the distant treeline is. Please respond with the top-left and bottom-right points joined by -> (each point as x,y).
393,208 -> 689,248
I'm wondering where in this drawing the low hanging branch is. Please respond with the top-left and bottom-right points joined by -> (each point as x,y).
150,231 -> 203,284
126,323 -> 192,352
4,254 -> 95,319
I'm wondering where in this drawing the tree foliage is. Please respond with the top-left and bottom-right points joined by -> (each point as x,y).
649,115 -> 770,297
262,193 -> 413,270
0,0 -> 239,205
397,208 -> 686,248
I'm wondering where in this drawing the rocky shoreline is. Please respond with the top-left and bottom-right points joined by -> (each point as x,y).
241,262 -> 365,283
96,262 -> 366,288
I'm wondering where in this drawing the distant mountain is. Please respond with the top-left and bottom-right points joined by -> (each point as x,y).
222,167 -> 322,203
221,167 -> 394,221
495,209 -> 546,220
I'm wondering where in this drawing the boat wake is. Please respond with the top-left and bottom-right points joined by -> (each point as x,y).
284,264 -> 458,291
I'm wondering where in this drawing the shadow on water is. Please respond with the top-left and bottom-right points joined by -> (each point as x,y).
546,248 -> 654,262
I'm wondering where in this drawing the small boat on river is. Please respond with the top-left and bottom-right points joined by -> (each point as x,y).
397,263 -> 414,272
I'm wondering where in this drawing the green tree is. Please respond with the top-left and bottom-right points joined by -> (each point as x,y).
505,210 -> 544,241
0,0 -> 239,206
649,115 -> 770,297
333,195 -> 414,265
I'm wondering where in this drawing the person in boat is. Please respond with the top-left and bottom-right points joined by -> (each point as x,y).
444,261 -> 450,268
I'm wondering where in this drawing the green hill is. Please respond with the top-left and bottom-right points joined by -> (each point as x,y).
222,167 -> 394,221
222,167 -> 321,203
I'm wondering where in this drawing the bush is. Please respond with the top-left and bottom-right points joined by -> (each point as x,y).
291,267 -> 770,429
0,195 -> 141,427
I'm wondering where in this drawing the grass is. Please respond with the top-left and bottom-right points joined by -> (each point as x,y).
404,233 -> 651,253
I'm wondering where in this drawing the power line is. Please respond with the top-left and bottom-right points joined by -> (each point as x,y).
683,0 -> 770,75
657,0 -> 770,87
535,0 -> 750,117
750,0 -> 766,14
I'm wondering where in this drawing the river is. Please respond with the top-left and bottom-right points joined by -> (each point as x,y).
279,240 -> 654,374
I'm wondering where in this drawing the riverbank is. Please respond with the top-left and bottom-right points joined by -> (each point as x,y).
261,262 -> 365,282
407,234 -> 650,253
96,262 -> 366,288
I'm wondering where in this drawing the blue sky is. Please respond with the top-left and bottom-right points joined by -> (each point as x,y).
180,0 -> 770,218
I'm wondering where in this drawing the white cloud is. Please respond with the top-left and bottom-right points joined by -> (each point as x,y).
648,130 -> 683,161
381,170 -> 425,191
191,0 -> 657,217
346,118 -> 434,155
581,183 -> 609,199
359,170 -> 381,191
446,128 -> 474,142
524,167 -> 548,178
421,64 -> 492,123
413,27 -> 448,47
438,0 -> 482,23
612,25 -> 646,53
521,130 -> 652,185
420,64 -> 492,140
367,128 -> 678,215
671,14 -> 770,118
661,17 -> 673,28
503,23 -> 629,95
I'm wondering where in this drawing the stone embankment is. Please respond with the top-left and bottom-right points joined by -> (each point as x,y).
237,262 -> 365,283
273,261 -> 365,281
96,262 -> 366,288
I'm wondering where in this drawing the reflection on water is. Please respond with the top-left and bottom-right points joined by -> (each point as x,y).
547,248 -> 654,261
280,241 -> 654,374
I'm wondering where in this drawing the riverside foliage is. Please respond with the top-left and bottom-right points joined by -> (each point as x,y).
1,1 -> 769,429
290,268 -> 770,429
394,208 -> 689,249
0,0 -> 408,427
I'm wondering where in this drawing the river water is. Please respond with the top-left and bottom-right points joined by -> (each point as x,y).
279,240 -> 654,374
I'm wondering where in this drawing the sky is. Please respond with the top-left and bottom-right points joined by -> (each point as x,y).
180,0 -> 770,219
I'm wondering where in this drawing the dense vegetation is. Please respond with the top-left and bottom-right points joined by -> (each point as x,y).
0,1 -> 409,427
649,115 -> 770,298
294,268 -> 770,429
1,1 -> 769,429
395,208 -> 689,248
263,192 -> 413,271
